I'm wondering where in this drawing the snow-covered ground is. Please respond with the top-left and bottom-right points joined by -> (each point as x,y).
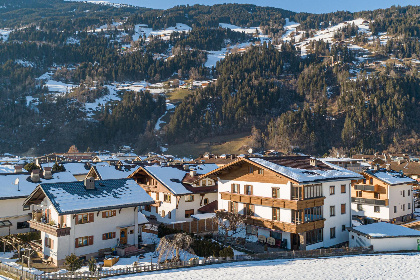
0,252 -> 43,275
133,23 -> 191,41
107,253 -> 420,280
84,84 -> 121,117
154,102 -> 176,131
0,28 -> 11,41
37,72 -> 77,95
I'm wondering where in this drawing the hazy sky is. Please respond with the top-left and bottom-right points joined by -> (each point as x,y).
82,0 -> 418,13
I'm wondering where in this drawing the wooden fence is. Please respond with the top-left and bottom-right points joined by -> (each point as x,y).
0,246 -> 374,280
165,218 -> 217,234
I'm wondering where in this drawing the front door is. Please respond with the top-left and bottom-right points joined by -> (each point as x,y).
120,228 -> 127,245
291,233 -> 300,250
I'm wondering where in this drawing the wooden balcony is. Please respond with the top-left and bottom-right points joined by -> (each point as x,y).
28,220 -> 71,237
245,216 -> 324,234
351,197 -> 389,206
220,192 -> 325,210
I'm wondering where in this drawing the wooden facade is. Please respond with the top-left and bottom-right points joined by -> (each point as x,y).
244,216 -> 325,234
220,192 -> 325,210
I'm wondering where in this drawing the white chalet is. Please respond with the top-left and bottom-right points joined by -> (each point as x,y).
129,164 -> 219,223
197,156 -> 363,250
23,178 -> 154,266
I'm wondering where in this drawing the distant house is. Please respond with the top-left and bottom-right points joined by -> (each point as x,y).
129,164 -> 219,223
320,158 -> 370,173
349,222 -> 420,251
351,166 -> 416,223
85,163 -> 135,180
0,169 -> 75,236
23,178 -> 154,266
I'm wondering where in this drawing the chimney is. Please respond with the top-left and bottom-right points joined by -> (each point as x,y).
84,177 -> 95,190
14,165 -> 23,173
373,164 -> 379,171
190,170 -> 197,177
183,164 -> 190,171
31,169 -> 40,183
386,164 -> 391,171
309,158 -> 317,167
43,167 -> 52,180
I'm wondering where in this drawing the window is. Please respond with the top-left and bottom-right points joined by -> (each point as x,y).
408,203 -> 411,210
330,206 -> 335,217
75,236 -> 93,248
408,190 -> 411,196
44,237 -> 53,249
185,195 -> 194,202
357,204 -> 363,211
304,206 -> 323,222
330,186 -> 335,195
163,194 -> 171,203
258,169 -> 264,175
369,178 -> 373,184
402,190 -> 405,197
403,204 -> 405,211
102,232 -> 115,240
203,198 -> 209,205
342,225 -> 346,232
228,201 -> 238,214
244,185 -> 253,195
374,192 -> 380,199
17,222 -> 29,229
244,204 -> 255,216
185,209 -> 194,218
231,184 -> 240,194
23,205 -> 30,211
341,204 -> 346,214
161,210 -> 165,217
76,213 -> 94,224
306,228 -> 323,245
272,208 -> 280,221
144,205 -> 151,212
341,185 -> 346,193
356,191 -> 362,198
394,206 -> 397,213
249,166 -> 254,174
102,210 -> 116,218
330,227 -> 336,239
168,211 -> 172,219
363,179 -> 366,184
374,206 -> 380,213
304,184 -> 322,199
272,188 -> 280,198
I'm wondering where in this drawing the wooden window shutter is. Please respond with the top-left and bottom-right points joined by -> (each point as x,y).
88,236 -> 93,245
102,234 -> 106,240
75,238 -> 79,248
112,232 -> 116,238
51,239 -> 54,250
102,212 -> 106,218
44,237 -> 48,246
231,184 -> 234,193
89,213 -> 94,223
272,208 -> 276,220
112,210 -> 116,216
228,201 -> 232,212
75,215 -> 78,225
341,204 -> 346,214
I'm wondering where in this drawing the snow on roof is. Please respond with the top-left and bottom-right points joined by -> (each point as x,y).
191,213 -> 216,220
249,158 -> 363,184
364,169 -> 416,185
143,165 -> 191,195
350,222 -> 420,238
94,163 -> 134,180
191,164 -> 219,175
138,212 -> 149,224
0,165 -> 15,174
0,171 -> 76,199
61,163 -> 90,175
40,179 -> 154,215
320,157 -> 361,163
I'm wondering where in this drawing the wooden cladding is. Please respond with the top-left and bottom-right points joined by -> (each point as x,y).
220,192 -> 325,210
245,216 -> 325,234
28,220 -> 70,237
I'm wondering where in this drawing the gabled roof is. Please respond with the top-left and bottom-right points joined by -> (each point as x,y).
198,156 -> 363,184
89,163 -> 134,180
24,179 -> 154,215
363,168 -> 416,185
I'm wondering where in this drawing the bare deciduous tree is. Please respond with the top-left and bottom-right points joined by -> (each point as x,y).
156,233 -> 194,263
215,211 -> 246,244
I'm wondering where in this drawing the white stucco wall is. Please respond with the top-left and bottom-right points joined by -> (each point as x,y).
349,232 -> 420,252
0,197 -> 33,236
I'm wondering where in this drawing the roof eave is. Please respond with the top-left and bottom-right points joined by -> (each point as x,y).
57,200 -> 155,215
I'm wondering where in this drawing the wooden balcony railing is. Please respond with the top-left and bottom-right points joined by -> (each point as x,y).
28,220 -> 71,237
220,192 -> 325,210
351,197 -> 389,206
245,216 -> 325,234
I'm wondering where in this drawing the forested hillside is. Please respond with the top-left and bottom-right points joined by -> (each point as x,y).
1,1 -> 420,156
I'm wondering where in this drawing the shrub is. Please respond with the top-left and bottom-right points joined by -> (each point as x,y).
64,254 -> 83,272
88,257 -> 97,273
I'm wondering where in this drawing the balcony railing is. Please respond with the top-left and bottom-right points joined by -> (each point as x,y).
28,220 -> 71,237
354,184 -> 376,192
244,216 -> 325,234
220,192 -> 325,210
351,197 -> 388,206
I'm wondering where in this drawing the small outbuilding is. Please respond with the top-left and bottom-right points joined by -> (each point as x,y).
349,222 -> 420,252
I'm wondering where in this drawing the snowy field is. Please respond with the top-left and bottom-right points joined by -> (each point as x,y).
107,253 -> 420,280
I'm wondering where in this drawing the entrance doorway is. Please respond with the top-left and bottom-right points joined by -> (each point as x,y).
291,233 -> 300,250
120,228 -> 127,245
